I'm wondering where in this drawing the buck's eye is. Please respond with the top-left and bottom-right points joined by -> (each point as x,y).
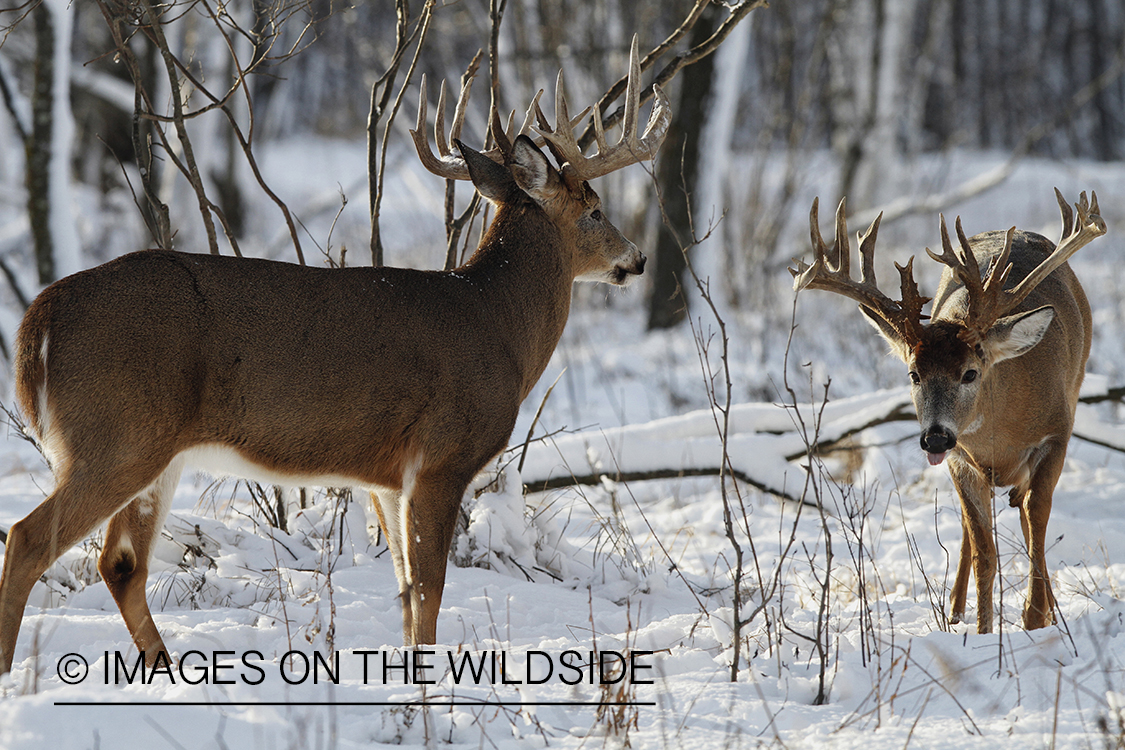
909,371 -> 920,385
962,369 -> 978,384
590,209 -> 603,221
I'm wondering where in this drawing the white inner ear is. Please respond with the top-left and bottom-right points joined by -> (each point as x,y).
509,140 -> 551,199
984,306 -> 1055,363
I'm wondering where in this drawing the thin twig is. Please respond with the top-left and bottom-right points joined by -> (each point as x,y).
517,368 -> 566,474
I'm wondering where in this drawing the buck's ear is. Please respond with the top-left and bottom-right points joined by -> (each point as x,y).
859,304 -> 912,362
455,139 -> 514,204
983,305 -> 1055,363
509,135 -> 559,202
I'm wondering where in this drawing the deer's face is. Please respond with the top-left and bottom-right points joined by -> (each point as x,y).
534,167 -> 645,286
462,136 -> 647,287
905,322 -> 985,465
569,184 -> 645,286
864,308 -> 1057,466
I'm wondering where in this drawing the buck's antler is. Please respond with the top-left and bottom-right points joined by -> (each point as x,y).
411,62 -> 544,181
532,35 -> 672,180
926,189 -> 1106,344
790,197 -> 930,346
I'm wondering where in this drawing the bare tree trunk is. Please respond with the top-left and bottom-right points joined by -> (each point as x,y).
831,0 -> 882,205
211,51 -> 246,238
1088,0 -> 1123,160
646,5 -> 717,331
27,2 -> 56,285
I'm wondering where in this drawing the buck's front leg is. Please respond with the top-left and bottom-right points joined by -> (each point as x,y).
949,514 -> 973,626
949,461 -> 997,634
1019,443 -> 1066,630
403,470 -> 470,646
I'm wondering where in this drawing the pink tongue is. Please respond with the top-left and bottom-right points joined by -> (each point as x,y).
927,452 -> 947,466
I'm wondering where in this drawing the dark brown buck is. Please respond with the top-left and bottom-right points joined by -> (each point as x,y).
0,39 -> 670,673
790,190 -> 1106,633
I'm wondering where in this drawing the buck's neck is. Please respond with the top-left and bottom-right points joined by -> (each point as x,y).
460,204 -> 576,399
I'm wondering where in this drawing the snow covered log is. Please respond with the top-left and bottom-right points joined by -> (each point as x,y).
517,377 -> 1125,503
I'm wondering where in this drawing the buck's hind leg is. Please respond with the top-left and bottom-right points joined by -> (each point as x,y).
0,467 -> 161,675
99,457 -> 184,666
371,488 -> 413,644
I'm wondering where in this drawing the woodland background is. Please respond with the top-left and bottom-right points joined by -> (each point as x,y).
0,0 -> 1122,349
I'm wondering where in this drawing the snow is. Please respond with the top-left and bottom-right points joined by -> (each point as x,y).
1,137 -> 1125,748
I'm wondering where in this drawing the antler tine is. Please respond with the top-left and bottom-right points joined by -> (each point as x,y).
953,216 -> 985,287
624,32 -> 673,161
410,75 -> 472,181
553,69 -> 572,143
807,196 -> 828,267
858,210 -> 883,287
832,197 -> 851,277
980,224 -> 1014,295
518,90 -> 544,141
792,197 -> 836,286
1055,187 -> 1074,239
927,214 -> 979,289
551,68 -> 571,146
434,80 -> 451,156
447,71 -> 477,146
592,102 -> 609,155
620,33 -> 641,148
792,197 -> 826,285
925,213 -> 955,266
489,106 -> 512,156
791,197 -> 928,345
895,258 -> 930,341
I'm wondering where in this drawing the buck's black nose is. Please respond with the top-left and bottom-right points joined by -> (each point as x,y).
920,427 -> 956,455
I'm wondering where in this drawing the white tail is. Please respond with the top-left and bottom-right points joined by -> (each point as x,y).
0,40 -> 670,672
792,190 -> 1106,633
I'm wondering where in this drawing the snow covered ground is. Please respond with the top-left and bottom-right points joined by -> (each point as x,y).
0,140 -> 1123,749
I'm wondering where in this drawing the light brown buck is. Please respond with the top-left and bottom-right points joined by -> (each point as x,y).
0,41 -> 671,673
791,190 -> 1106,633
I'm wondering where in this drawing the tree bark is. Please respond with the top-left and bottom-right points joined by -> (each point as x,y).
27,3 -> 56,285
646,5 -> 717,331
